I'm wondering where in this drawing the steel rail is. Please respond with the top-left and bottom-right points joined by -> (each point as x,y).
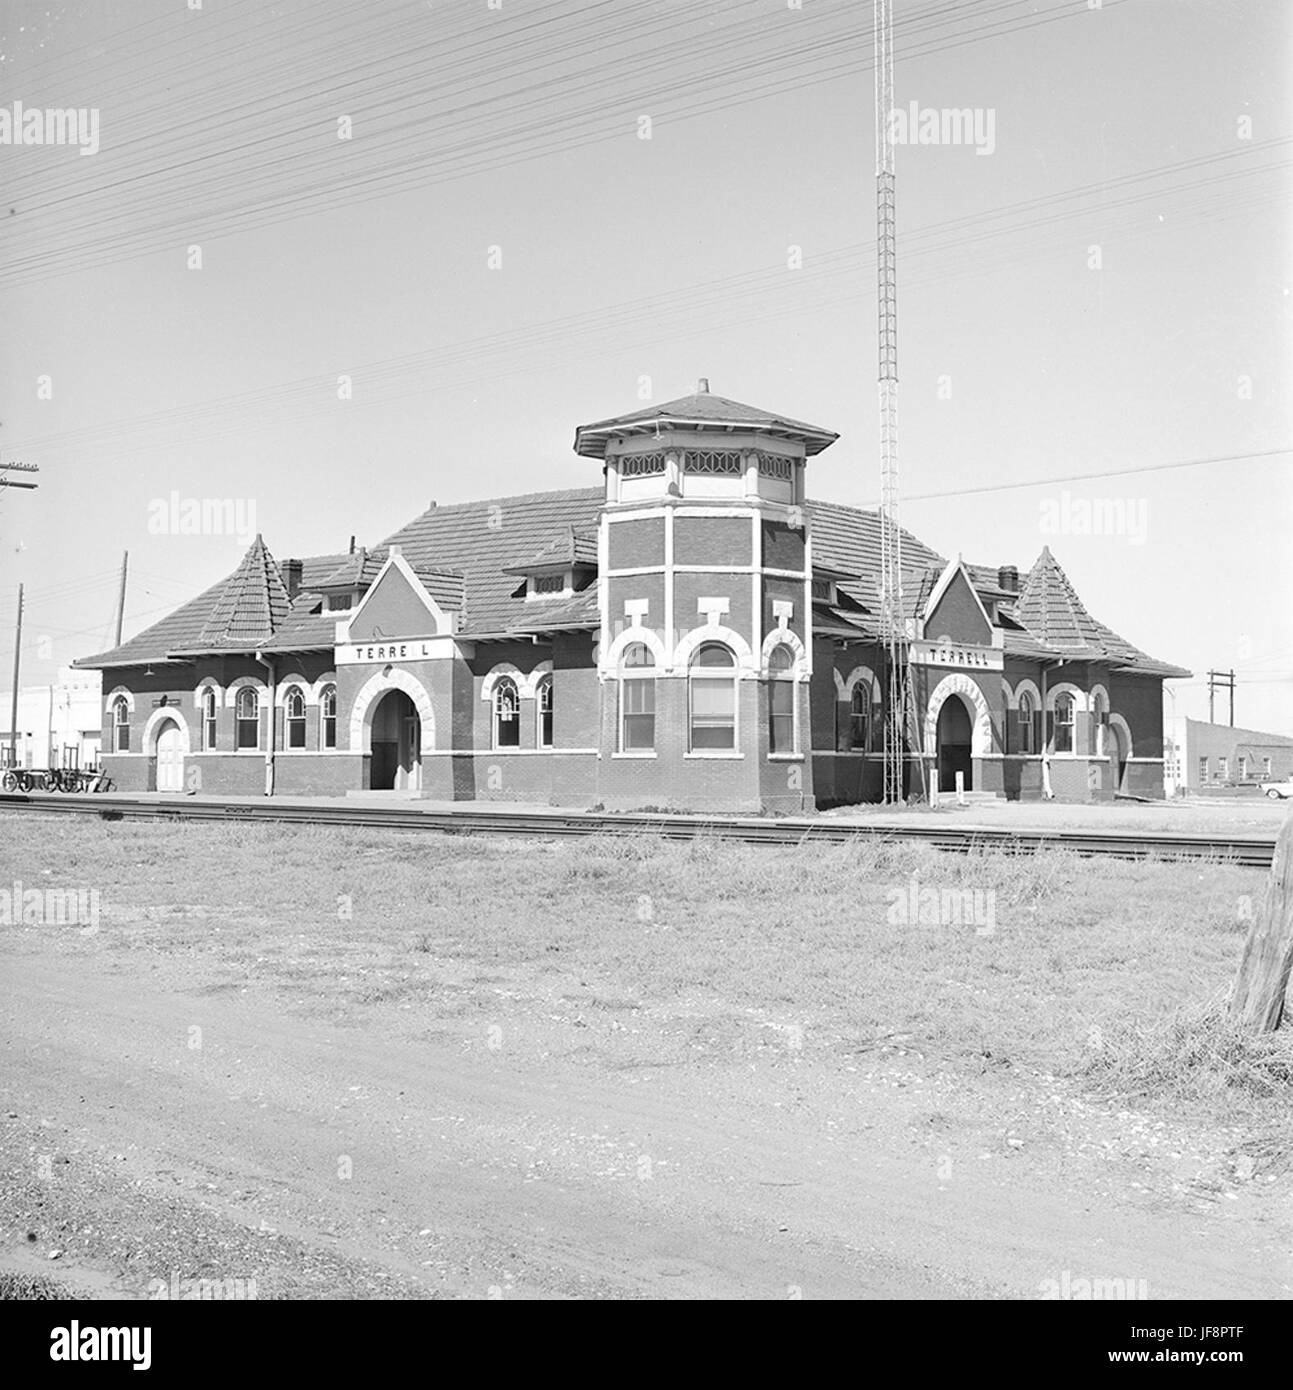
0,793 -> 1277,867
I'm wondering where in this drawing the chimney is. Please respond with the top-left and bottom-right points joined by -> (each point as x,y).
428,500 -> 437,511
348,534 -> 355,555
282,558 -> 303,599
696,377 -> 709,394
998,564 -> 1019,593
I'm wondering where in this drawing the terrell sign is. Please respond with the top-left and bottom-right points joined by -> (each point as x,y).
910,640 -> 1003,671
336,638 -> 448,666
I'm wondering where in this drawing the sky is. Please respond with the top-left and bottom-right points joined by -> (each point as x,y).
1,0 -> 1290,731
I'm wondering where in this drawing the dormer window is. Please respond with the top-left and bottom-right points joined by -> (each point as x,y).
527,570 -> 574,600
326,592 -> 358,612
811,578 -> 835,604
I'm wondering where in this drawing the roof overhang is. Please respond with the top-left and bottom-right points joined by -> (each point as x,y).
574,415 -> 839,459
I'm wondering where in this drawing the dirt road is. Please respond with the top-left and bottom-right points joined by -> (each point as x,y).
3,947 -> 1288,1300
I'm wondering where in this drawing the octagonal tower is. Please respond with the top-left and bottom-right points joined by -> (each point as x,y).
574,381 -> 839,813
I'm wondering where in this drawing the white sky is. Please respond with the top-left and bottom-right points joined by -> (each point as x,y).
1,0 -> 1290,730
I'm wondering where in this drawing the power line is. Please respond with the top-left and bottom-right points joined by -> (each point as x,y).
897,447 -> 1293,504
5,140 -> 1282,464
1,0 -> 1140,288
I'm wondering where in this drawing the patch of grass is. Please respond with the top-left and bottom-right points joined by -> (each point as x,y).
0,1271 -> 70,1299
1083,991 -> 1293,1119
1,813 -> 1280,1124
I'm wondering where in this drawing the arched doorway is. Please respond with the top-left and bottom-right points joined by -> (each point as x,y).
369,689 -> 421,791
154,718 -> 185,792
937,695 -> 973,793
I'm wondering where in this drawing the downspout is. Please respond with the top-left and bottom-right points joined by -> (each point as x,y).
1039,663 -> 1053,800
256,652 -> 276,796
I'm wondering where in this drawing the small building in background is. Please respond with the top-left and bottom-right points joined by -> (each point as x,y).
1164,717 -> 1293,794
0,666 -> 104,771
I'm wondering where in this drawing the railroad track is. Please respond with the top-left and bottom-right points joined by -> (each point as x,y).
0,792 -> 1277,867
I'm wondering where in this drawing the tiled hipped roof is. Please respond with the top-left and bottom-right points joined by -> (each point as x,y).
379,489 -> 605,633
185,535 -> 291,652
1010,547 -> 1189,677
74,491 -> 1187,680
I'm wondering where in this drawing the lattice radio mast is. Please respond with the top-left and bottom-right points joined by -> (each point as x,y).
874,0 -> 918,803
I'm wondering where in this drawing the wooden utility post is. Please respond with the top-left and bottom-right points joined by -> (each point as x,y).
114,550 -> 129,647
1229,814 -> 1293,1031
7,582 -> 22,768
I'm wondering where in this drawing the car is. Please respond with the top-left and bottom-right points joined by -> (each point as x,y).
1261,778 -> 1293,800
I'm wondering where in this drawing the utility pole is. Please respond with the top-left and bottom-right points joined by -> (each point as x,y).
1207,669 -> 1236,727
0,461 -> 40,492
8,583 -> 22,769
114,550 -> 129,647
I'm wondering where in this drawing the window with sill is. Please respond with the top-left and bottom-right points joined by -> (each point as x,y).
1017,691 -> 1036,755
689,642 -> 737,752
619,642 -> 655,751
768,644 -> 796,754
201,687 -> 218,750
536,675 -> 553,749
112,697 -> 130,752
493,676 -> 520,749
619,452 -> 667,478
235,686 -> 260,750
285,687 -> 307,749
320,685 -> 337,749
1052,692 -> 1075,754
849,681 -> 870,752
684,450 -> 743,477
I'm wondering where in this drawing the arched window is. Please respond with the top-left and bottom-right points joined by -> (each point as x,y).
849,682 -> 870,752
689,642 -> 737,752
536,675 -> 553,749
112,696 -> 130,752
1017,690 -> 1036,755
201,687 -> 218,750
768,644 -> 796,755
1053,691 -> 1075,754
493,676 -> 520,749
1091,690 -> 1107,755
235,686 -> 260,750
619,642 -> 655,751
285,687 -> 307,749
320,684 -> 337,749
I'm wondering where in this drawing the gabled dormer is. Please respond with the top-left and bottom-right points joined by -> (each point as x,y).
503,527 -> 598,602
312,547 -> 385,615
919,558 -> 998,647
335,547 -> 463,644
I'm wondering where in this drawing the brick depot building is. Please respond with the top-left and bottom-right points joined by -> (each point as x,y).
78,386 -> 1189,811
